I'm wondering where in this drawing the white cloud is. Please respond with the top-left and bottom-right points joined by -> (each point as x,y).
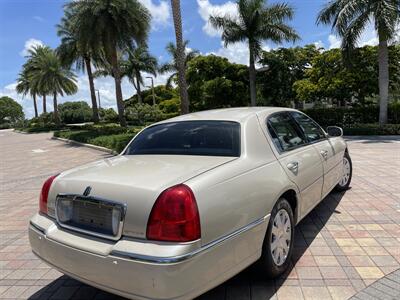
328,34 -> 341,49
197,0 -> 238,37
139,0 -> 170,30
20,38 -> 44,57
314,40 -> 325,49
207,41 -> 270,66
33,16 -> 45,22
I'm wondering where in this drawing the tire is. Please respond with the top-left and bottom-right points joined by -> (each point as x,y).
335,151 -> 352,192
258,198 -> 294,278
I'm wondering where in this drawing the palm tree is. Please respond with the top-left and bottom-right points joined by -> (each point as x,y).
29,46 -> 78,124
57,10 -> 100,123
170,0 -> 190,114
122,46 -> 158,104
210,0 -> 299,106
317,0 -> 400,125
16,68 -> 38,118
159,41 -> 199,88
66,0 -> 151,127
25,46 -> 51,113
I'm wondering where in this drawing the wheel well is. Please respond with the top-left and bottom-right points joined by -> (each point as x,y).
281,189 -> 298,224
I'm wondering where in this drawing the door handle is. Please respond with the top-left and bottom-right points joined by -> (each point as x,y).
320,150 -> 328,159
287,161 -> 299,173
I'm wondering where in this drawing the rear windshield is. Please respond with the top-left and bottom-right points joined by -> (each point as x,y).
124,121 -> 241,157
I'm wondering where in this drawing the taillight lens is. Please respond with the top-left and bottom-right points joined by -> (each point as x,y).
147,184 -> 201,242
39,175 -> 58,215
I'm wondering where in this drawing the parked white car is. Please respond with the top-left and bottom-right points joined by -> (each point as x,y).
29,107 -> 352,300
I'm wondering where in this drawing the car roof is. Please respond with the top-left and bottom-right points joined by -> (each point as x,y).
158,107 -> 298,124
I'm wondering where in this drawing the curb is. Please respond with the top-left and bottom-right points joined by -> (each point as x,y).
13,129 -> 30,134
51,136 -> 117,155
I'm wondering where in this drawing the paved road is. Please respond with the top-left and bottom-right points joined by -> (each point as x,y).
1,130 -> 400,300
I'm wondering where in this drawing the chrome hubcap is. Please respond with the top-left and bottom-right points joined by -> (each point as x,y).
270,209 -> 291,266
339,157 -> 351,186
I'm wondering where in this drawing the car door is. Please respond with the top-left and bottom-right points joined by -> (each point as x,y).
267,112 -> 324,218
290,111 -> 340,198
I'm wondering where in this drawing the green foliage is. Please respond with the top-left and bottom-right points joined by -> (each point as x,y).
125,104 -> 165,126
294,45 -> 400,105
99,108 -> 119,123
304,104 -> 400,128
54,125 -> 143,152
186,55 -> 249,110
0,96 -> 24,125
58,101 -> 92,124
126,85 -> 179,106
343,124 -> 400,136
159,98 -> 180,114
258,45 -> 320,106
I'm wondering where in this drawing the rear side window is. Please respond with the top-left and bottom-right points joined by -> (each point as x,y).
291,112 -> 326,143
124,121 -> 240,157
267,113 -> 307,152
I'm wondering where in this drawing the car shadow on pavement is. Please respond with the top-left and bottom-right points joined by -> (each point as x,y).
29,191 -> 346,300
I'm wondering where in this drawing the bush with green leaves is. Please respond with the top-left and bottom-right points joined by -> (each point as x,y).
58,101 -> 92,124
125,104 -> 165,126
159,98 -> 180,114
343,124 -> 400,135
99,108 -> 119,123
0,96 -> 24,126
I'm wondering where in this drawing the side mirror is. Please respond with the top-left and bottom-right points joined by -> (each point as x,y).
326,126 -> 343,137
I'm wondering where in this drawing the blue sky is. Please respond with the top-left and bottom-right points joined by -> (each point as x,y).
0,0 -> 379,118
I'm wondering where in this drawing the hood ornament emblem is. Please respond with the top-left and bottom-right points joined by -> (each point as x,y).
83,186 -> 92,197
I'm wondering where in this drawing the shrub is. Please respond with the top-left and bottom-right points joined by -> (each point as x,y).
343,124 -> 400,135
99,108 -> 119,123
159,98 -> 180,114
125,104 -> 165,126
58,101 -> 92,124
0,96 -> 24,125
304,104 -> 400,127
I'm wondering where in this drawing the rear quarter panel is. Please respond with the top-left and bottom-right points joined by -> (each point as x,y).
186,115 -> 298,246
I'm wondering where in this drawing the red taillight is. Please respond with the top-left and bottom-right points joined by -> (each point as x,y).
39,175 -> 58,215
146,184 -> 201,242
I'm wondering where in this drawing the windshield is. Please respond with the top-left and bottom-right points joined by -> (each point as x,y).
124,121 -> 241,157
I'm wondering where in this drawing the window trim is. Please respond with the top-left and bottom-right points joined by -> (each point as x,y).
266,111 -> 308,154
266,111 -> 328,155
289,111 -> 328,145
122,120 -> 242,157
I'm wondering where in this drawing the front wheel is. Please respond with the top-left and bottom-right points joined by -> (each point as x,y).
335,151 -> 352,191
258,198 -> 294,278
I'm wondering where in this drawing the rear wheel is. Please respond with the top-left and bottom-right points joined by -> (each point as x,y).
258,198 -> 294,278
335,151 -> 352,191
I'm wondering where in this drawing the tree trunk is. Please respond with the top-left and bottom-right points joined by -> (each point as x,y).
171,0 -> 189,114
53,92 -> 60,125
136,71 -> 142,104
110,47 -> 127,127
378,35 -> 389,125
43,95 -> 47,113
249,43 -> 257,106
85,57 -> 100,124
33,94 -> 38,118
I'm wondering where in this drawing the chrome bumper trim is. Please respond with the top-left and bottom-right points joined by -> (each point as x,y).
29,221 -> 46,235
111,214 -> 269,264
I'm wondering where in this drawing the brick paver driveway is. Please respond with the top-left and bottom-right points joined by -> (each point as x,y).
1,130 -> 399,300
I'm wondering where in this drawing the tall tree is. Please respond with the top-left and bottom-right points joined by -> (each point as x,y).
317,0 -> 400,124
159,41 -> 199,88
29,46 -> 78,124
210,0 -> 299,106
25,46 -> 50,113
16,69 -> 38,118
123,46 -> 158,104
170,0 -> 190,114
66,0 -> 151,127
57,10 -> 100,123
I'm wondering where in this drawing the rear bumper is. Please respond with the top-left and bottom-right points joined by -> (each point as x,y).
29,213 -> 268,300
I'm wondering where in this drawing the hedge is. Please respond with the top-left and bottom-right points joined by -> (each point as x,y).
304,104 -> 400,127
343,123 -> 400,135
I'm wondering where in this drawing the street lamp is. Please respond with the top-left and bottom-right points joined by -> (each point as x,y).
95,89 -> 101,109
146,76 -> 156,106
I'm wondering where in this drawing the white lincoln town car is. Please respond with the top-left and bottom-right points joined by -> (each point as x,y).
29,107 -> 352,300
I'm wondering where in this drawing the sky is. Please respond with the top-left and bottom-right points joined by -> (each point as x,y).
0,0 -> 381,118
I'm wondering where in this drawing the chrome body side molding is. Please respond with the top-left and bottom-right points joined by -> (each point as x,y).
110,214 -> 269,264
